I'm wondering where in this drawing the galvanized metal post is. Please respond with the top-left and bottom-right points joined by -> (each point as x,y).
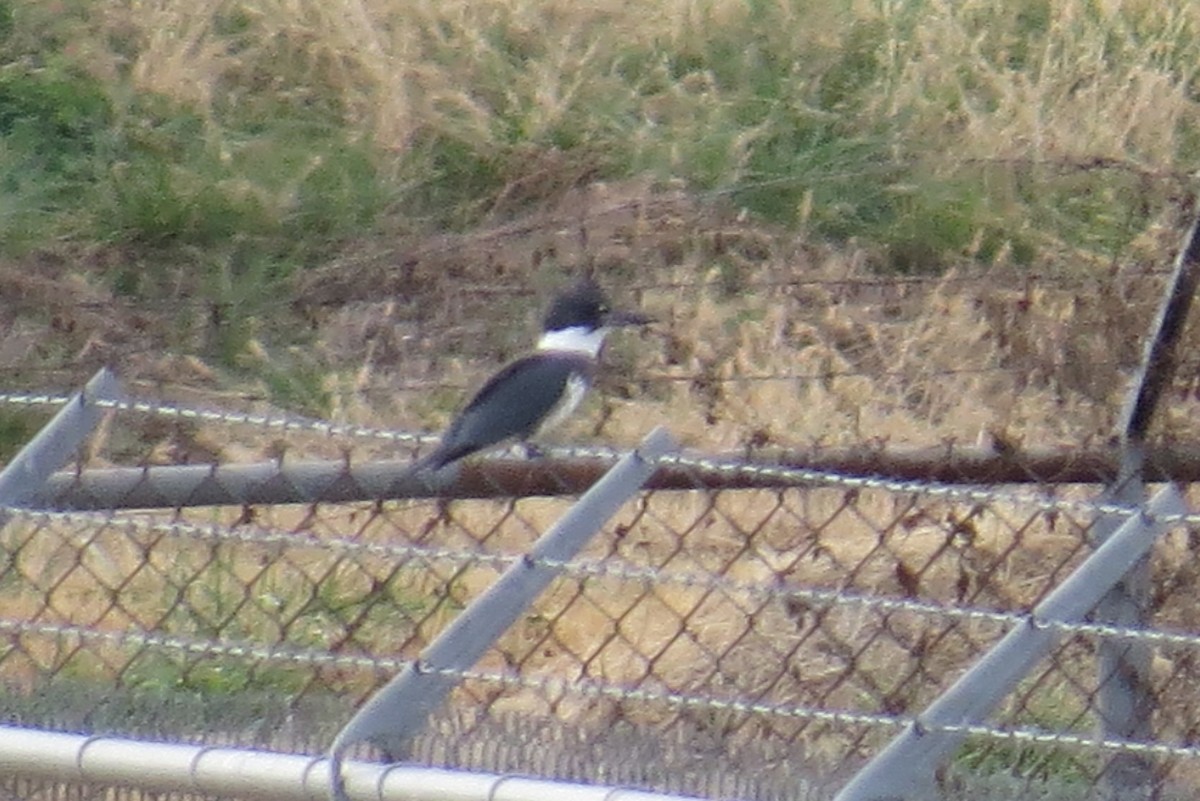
327,426 -> 677,801
0,368 -> 124,516
1091,206 -> 1200,799
835,203 -> 1200,801
1089,443 -> 1151,800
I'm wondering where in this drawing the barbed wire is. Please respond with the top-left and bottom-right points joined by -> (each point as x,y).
0,154 -> 1184,348
4,613 -> 1200,764
8,505 -> 1200,654
0,391 -> 70,410
654,451 -> 1112,519
0,388 -> 1181,521
352,363 -> 1139,391
0,142 -> 1194,800
0,615 -> 914,735
8,267 -> 1170,315
7,383 -> 1198,530
0,392 -> 439,446
931,723 -> 1200,763
93,399 -> 438,445
4,354 -> 1177,391
5,507 -> 512,569
314,154 -> 1191,273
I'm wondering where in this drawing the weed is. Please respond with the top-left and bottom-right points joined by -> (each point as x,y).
122,651 -> 310,697
0,63 -> 110,250
953,674 -> 1096,785
259,359 -> 333,419
0,408 -> 41,461
955,735 -> 1093,787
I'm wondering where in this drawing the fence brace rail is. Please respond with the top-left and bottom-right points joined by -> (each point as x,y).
0,725 -> 706,801
328,426 -> 678,801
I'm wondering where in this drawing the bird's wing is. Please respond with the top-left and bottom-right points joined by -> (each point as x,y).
425,353 -> 594,469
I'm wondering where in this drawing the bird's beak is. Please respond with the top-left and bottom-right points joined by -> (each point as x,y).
605,308 -> 654,327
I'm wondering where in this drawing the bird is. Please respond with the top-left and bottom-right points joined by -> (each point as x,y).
412,277 -> 650,473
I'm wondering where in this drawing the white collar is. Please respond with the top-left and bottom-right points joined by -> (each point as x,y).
536,325 -> 607,358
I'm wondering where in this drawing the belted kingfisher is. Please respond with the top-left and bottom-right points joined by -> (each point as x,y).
413,277 -> 650,473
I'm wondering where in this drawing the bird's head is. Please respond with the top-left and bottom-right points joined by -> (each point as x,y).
537,278 -> 651,356
535,280 -> 648,357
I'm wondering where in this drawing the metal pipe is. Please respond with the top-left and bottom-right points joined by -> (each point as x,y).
31,442 -> 1200,512
0,724 -> 706,801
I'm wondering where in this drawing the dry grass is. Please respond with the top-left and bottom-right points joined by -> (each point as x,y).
880,0 -> 1199,160
293,180 -> 1189,458
5,0 -> 1200,793
91,1 -> 1200,163
40,0 -> 1200,243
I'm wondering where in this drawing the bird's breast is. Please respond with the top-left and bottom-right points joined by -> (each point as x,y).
537,372 -> 590,435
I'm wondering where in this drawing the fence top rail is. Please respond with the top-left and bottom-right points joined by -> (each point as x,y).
5,387 -> 1200,489
27,441 -> 1200,513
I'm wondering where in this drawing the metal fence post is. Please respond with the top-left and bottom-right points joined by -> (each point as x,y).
327,426 -> 677,801
831,204 -> 1200,801
1089,443 -> 1151,799
0,368 -> 123,518
831,484 -> 1188,801
1093,205 -> 1200,800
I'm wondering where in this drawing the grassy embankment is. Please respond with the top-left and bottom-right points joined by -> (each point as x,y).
0,0 -> 1197,452
3,1 -> 1200,792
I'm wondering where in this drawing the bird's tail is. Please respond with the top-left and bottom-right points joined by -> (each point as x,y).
405,446 -> 451,477
405,435 -> 486,481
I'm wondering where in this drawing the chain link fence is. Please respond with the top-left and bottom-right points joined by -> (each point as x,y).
4,203 -> 1200,800
0,397 -> 1198,800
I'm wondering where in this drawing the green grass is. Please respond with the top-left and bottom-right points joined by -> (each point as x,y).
0,672 -> 345,747
0,408 -> 43,461
120,650 -> 313,698
0,0 -> 1195,388
6,4 -> 1193,252
955,732 -> 1093,787
950,674 -> 1098,787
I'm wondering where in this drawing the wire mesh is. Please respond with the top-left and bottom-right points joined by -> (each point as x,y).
6,216 -> 1200,801
1,390 -> 1200,800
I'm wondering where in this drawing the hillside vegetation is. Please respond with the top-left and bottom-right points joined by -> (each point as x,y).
0,0 -> 1198,453
6,5 -> 1200,796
